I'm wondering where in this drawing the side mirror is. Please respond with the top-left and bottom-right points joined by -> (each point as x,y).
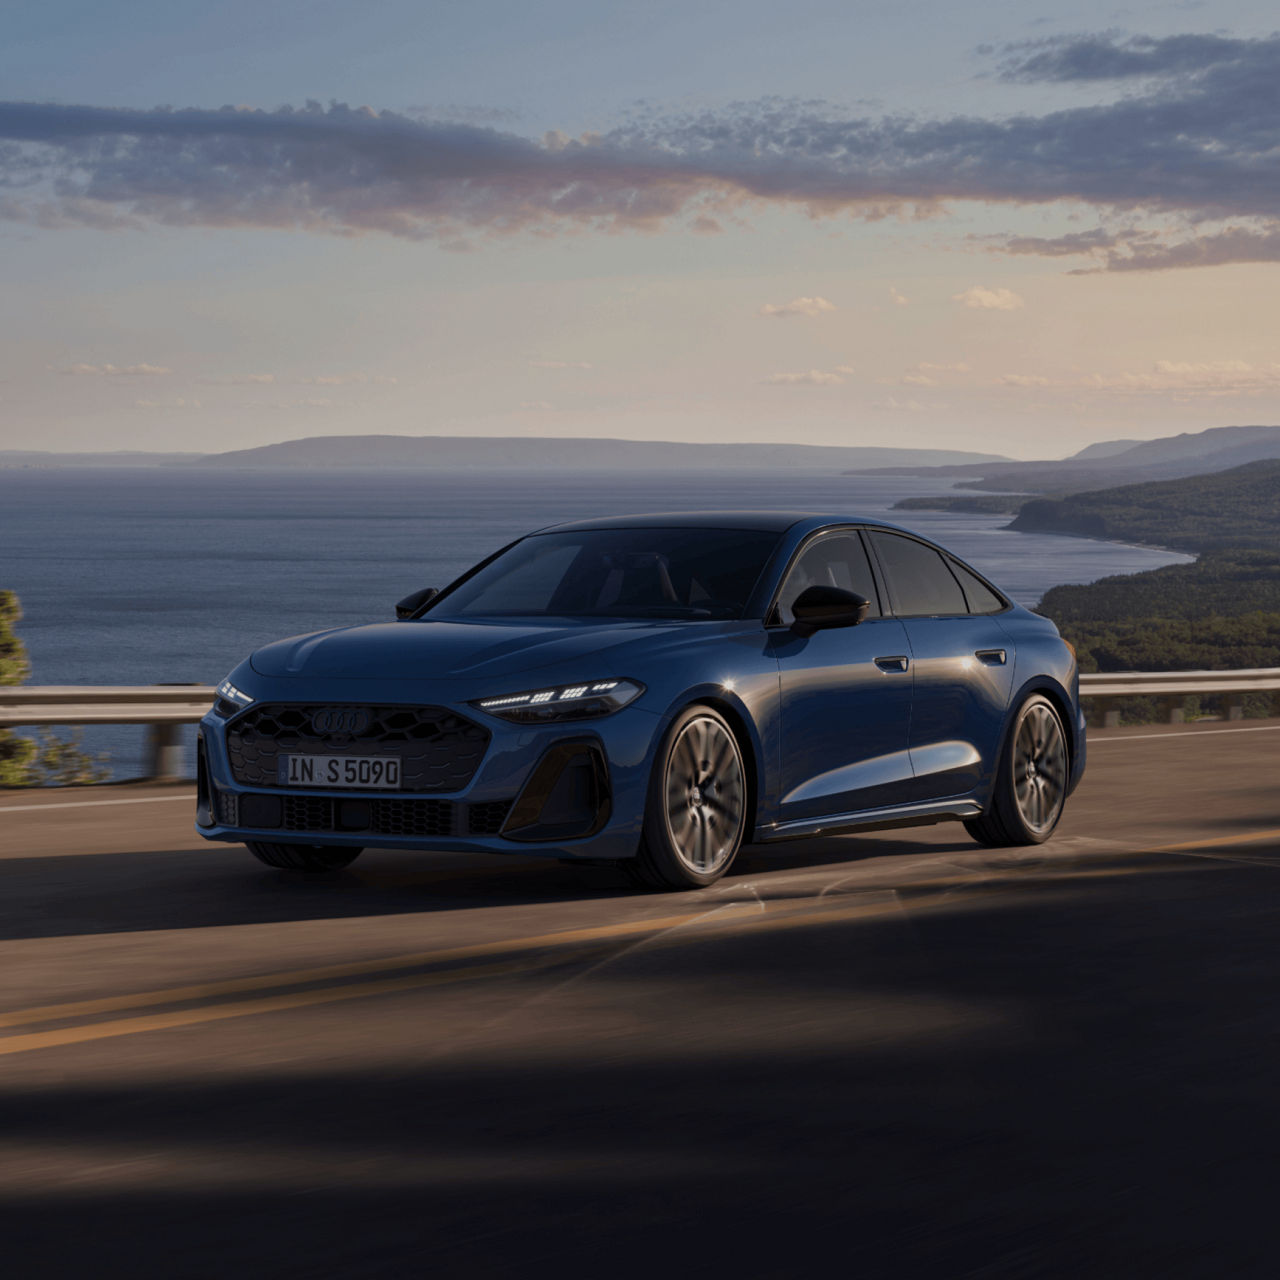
395,587 -> 438,620
790,586 -> 870,638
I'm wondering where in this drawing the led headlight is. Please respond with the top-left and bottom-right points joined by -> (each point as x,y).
472,678 -> 644,724
213,679 -> 254,717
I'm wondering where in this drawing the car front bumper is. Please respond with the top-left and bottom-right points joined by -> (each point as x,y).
195,683 -> 662,860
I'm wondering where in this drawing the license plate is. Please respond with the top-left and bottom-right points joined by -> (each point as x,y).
279,755 -> 402,789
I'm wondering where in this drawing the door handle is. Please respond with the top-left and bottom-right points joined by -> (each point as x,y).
975,649 -> 1007,666
874,655 -> 910,673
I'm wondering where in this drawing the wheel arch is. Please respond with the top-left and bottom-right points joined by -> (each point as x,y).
1005,676 -> 1078,776
691,695 -> 761,842
652,690 -> 763,843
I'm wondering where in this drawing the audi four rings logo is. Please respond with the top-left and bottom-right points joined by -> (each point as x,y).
312,707 -> 372,735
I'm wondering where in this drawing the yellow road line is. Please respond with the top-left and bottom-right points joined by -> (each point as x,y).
0,866 -> 1073,1033
1151,828 -> 1280,853
0,910 -> 716,1031
8,835 -> 1276,1058
0,895 -> 925,1056
0,957 -> 558,1059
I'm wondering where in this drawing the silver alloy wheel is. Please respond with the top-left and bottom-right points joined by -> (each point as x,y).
663,714 -> 746,875
1013,700 -> 1067,835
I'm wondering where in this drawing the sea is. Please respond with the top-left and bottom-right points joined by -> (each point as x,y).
0,467 -> 1192,780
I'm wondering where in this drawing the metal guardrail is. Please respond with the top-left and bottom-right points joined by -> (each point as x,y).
2,670 -> 1279,778
0,685 -> 215,779
1080,668 -> 1280,727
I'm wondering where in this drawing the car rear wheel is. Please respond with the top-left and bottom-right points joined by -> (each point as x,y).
245,841 -> 363,872
629,705 -> 748,890
965,694 -> 1068,847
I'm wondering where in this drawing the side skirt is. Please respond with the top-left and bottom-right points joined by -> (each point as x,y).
755,798 -> 983,843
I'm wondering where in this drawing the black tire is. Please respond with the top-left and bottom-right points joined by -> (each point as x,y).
965,693 -> 1069,848
245,841 -> 363,872
628,705 -> 749,890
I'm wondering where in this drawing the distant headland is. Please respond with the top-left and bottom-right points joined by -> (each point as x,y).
0,435 -> 1008,471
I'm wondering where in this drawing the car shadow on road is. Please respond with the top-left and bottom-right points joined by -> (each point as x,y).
0,830 -> 978,942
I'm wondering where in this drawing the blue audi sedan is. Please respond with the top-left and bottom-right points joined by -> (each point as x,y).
197,513 -> 1085,889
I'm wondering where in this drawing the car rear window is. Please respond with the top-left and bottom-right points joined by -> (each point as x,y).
869,531 -> 968,617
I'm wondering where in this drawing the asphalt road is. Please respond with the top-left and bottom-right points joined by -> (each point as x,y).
2,721 -> 1279,1278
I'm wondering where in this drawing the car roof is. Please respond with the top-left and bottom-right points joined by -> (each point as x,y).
534,511 -> 904,535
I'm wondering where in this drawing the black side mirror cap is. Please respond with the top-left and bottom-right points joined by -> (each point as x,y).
790,586 -> 870,638
396,587 -> 438,619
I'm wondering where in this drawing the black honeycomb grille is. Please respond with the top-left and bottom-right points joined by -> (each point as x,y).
468,799 -> 513,836
370,798 -> 455,838
282,795 -> 333,833
275,795 -> 456,838
226,703 -> 489,792
224,789 -> 514,841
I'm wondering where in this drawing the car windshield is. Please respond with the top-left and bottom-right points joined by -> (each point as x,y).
427,527 -> 782,621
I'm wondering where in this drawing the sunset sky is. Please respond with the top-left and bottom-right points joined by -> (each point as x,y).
2,0 -> 1278,458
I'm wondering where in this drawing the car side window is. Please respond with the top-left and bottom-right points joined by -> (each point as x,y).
776,532 -> 881,624
869,532 -> 967,617
949,560 -> 1007,615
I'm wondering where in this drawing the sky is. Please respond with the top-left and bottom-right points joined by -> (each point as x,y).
2,0 -> 1279,459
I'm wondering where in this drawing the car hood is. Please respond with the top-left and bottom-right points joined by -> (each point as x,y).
249,617 -> 711,682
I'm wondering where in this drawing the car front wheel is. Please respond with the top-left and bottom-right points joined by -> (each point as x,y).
246,841 -> 363,872
629,705 -> 748,890
965,694 -> 1069,847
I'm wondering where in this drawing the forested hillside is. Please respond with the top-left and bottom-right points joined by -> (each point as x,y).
1028,462 -> 1280,673
1011,461 -> 1280,552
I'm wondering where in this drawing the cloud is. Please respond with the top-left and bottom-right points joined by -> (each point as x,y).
993,228 -> 1144,258
403,104 -> 522,126
888,286 -> 909,306
1073,225 -> 1280,273
833,363 -> 856,374
298,371 -> 397,385
135,397 -> 198,408
764,369 -> 845,386
891,362 -> 970,386
528,359 -> 593,369
952,286 -> 1024,310
994,32 -> 1251,84
519,400 -> 554,410
246,397 -> 333,409
993,360 -> 1280,396
196,372 -> 276,385
872,396 -> 930,412
758,296 -> 836,319
64,362 -> 169,376
1,34 -> 1278,271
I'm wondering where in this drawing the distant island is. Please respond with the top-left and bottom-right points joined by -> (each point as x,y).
0,435 -> 1008,472
191,434 -> 1009,471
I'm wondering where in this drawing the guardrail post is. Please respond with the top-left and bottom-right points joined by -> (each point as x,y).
1162,696 -> 1184,725
1094,697 -> 1120,729
145,723 -> 186,781
1227,697 -> 1244,722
